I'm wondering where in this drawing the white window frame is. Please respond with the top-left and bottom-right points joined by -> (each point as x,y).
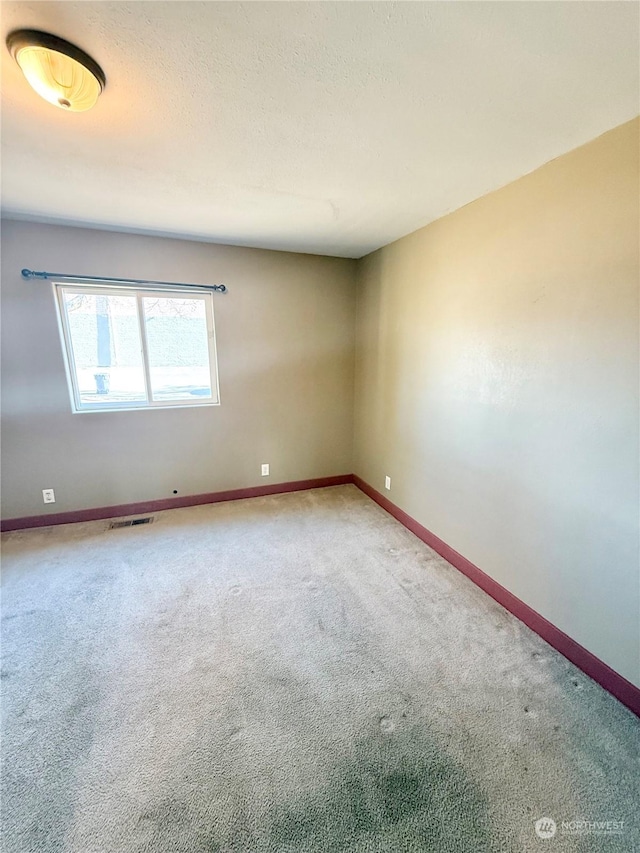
54,282 -> 220,413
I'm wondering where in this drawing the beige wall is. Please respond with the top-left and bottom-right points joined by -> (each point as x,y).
0,221 -> 356,518
354,118 -> 640,686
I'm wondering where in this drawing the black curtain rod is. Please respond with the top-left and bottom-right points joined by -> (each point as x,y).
21,269 -> 227,293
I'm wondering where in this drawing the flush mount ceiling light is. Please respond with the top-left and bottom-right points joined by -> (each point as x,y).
6,29 -> 105,112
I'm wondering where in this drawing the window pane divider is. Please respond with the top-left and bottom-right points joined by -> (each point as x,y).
135,292 -> 154,404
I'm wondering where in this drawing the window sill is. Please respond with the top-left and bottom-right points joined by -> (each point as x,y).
72,401 -> 221,414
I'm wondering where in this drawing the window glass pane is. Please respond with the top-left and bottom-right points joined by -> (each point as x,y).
142,296 -> 213,402
63,291 -> 147,405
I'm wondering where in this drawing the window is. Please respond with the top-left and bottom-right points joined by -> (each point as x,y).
54,284 -> 219,412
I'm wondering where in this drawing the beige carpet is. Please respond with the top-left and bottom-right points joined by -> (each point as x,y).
2,485 -> 638,852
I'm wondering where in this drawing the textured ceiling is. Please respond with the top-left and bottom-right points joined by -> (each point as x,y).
1,2 -> 638,258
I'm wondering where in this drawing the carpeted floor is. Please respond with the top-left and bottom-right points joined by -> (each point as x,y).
1,485 -> 638,853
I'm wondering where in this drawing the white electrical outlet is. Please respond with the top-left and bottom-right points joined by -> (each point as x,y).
261,463 -> 270,476
384,476 -> 391,491
42,488 -> 56,504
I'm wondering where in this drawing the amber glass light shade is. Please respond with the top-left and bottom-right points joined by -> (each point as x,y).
7,30 -> 105,112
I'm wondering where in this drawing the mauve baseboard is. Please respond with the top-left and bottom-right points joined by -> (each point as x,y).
0,474 -> 354,532
352,474 -> 640,718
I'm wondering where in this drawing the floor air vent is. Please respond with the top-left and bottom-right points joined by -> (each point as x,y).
109,517 -> 154,529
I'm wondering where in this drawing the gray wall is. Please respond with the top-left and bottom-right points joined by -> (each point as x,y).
353,118 -> 640,687
1,221 -> 356,518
